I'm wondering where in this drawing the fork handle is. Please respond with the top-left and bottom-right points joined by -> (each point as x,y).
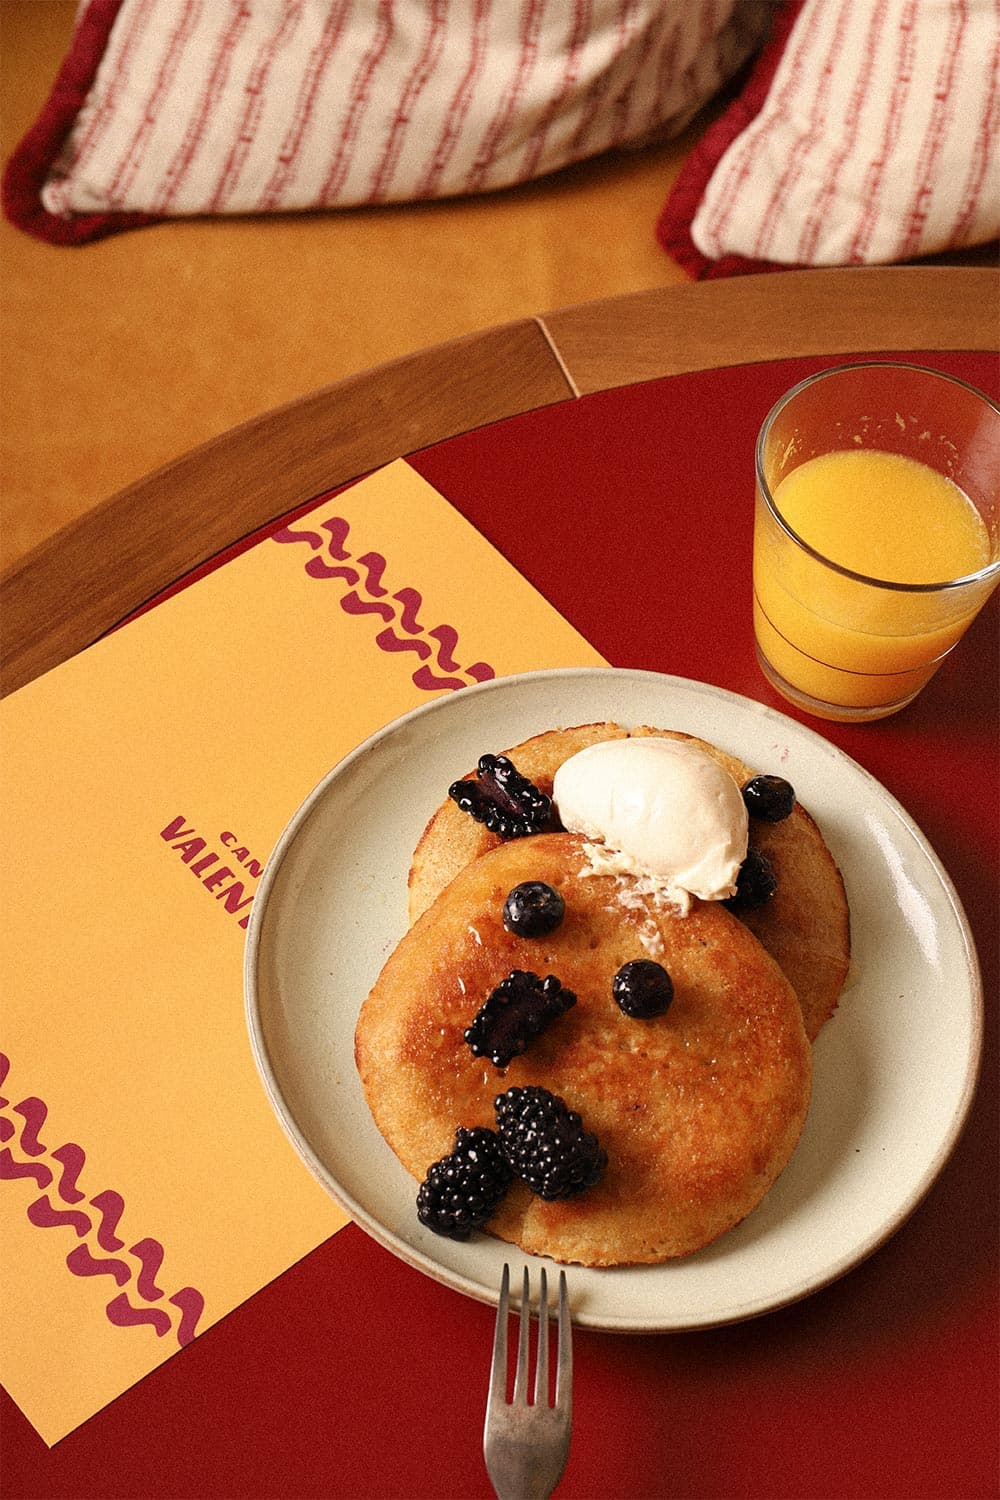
487,1439 -> 563,1500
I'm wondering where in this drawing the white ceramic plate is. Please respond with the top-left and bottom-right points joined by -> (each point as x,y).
245,668 -> 982,1331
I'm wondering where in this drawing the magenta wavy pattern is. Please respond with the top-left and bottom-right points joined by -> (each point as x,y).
0,1052 -> 204,1348
273,511 -> 497,691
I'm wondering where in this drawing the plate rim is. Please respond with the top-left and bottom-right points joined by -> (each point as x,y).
244,666 -> 984,1331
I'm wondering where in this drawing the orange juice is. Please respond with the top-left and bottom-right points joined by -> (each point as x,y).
774,449 -> 990,583
754,448 -> 995,718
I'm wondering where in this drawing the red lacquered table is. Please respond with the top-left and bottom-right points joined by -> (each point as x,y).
2,269 -> 997,1499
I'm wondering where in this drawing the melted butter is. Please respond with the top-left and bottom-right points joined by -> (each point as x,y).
583,843 -> 692,917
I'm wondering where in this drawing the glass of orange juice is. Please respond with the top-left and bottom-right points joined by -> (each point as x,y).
753,362 -> 1000,722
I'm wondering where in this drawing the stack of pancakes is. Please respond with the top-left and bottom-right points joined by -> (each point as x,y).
355,724 -> 850,1265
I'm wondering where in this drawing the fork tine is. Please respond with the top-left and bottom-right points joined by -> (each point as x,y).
489,1263 -> 511,1408
555,1270 -> 572,1413
534,1268 -> 549,1407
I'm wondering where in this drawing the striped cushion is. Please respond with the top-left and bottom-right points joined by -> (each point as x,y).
658,0 -> 1000,275
3,0 -> 768,245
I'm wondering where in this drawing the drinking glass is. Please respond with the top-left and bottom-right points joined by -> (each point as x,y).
753,362 -> 1000,722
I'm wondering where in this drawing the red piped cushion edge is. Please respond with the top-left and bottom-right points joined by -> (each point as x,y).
656,1 -> 805,280
3,0 -> 162,245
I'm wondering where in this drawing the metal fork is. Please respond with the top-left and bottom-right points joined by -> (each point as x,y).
483,1264 -> 573,1500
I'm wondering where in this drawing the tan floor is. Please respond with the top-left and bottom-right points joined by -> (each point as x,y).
1,0 -> 701,572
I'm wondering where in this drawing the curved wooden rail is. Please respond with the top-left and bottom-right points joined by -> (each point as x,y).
3,265 -> 995,696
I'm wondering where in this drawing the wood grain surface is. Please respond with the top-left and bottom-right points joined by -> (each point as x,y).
541,265 -> 998,392
2,266 -> 996,697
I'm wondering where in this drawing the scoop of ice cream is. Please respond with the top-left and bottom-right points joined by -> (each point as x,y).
552,737 -> 749,912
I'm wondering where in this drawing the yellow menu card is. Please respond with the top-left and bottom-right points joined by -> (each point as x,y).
1,460 -> 606,1445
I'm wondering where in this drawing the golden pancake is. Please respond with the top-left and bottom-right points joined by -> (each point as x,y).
357,833 -> 812,1265
407,723 -> 850,1041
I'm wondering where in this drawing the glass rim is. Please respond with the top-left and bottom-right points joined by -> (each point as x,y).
755,361 -> 1000,595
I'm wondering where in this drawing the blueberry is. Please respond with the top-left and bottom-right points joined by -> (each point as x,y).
502,881 -> 565,937
742,774 -> 795,822
612,959 -> 674,1019
724,846 -> 778,912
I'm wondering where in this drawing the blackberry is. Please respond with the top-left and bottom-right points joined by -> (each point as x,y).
612,959 -> 674,1019
742,774 -> 796,823
495,1086 -> 607,1201
448,754 -> 552,839
502,881 -> 566,937
416,1126 -> 513,1239
724,846 -> 778,912
465,970 -> 576,1068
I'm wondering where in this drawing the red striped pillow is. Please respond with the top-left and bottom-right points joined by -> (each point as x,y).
4,0 -> 769,246
657,0 -> 1000,276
